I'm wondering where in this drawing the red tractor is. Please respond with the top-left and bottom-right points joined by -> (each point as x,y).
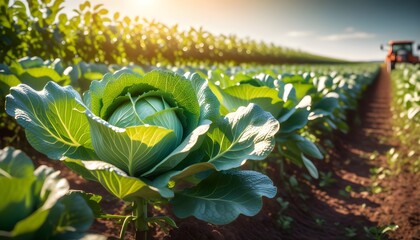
380,40 -> 420,72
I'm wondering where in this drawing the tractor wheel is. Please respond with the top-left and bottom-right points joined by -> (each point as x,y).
386,61 -> 395,72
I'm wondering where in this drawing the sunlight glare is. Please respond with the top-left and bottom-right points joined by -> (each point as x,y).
135,0 -> 155,6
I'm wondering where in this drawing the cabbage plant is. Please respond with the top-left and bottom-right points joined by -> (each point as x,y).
6,69 -> 279,238
0,147 -> 94,239
207,72 -> 322,178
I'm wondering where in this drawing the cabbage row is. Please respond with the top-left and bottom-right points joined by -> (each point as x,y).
179,64 -> 379,176
392,64 -> 420,120
0,57 -> 379,238
390,63 -> 420,173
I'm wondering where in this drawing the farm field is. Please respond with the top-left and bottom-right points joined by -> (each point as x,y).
1,1 -> 419,240
2,60 -> 419,239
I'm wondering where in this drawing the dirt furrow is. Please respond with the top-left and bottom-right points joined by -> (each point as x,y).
275,66 -> 397,239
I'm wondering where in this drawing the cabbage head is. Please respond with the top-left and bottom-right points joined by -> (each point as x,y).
6,69 -> 279,224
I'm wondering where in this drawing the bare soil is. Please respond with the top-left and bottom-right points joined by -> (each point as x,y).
1,66 -> 418,239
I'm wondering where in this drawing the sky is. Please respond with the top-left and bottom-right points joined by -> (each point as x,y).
63,0 -> 420,61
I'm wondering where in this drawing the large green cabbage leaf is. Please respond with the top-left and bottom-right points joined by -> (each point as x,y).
5,82 -> 97,160
172,170 -> 277,224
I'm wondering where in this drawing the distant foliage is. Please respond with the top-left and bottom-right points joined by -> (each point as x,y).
0,0 -> 343,65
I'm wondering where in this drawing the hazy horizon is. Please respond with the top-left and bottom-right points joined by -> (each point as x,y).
63,0 -> 420,61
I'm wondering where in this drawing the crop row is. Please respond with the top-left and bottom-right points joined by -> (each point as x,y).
390,63 -> 420,173
392,64 -> 420,121
0,57 -> 379,239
